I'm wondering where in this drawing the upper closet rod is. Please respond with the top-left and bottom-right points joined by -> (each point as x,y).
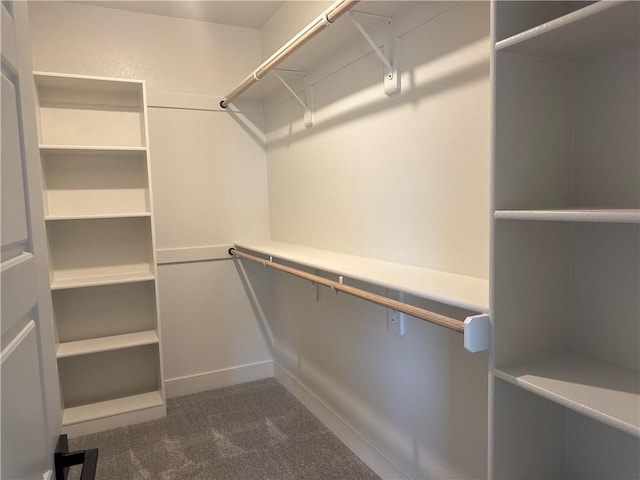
220,0 -> 359,109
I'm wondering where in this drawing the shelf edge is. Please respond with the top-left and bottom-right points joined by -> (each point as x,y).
51,272 -> 155,290
46,213 -> 151,221
495,1 -> 624,51
40,145 -> 147,152
495,209 -> 640,224
57,331 -> 159,358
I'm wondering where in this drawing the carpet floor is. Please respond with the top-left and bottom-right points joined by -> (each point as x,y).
68,378 -> 380,480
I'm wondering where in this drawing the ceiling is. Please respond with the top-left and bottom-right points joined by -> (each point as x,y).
74,1 -> 286,29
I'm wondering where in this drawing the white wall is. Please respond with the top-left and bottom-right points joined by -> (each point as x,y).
28,1 -> 273,396
261,2 -> 490,478
265,2 -> 490,278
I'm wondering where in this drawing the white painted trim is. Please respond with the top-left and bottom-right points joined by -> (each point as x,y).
156,244 -> 233,265
1,320 -> 35,365
273,362 -> 413,480
165,360 -> 273,399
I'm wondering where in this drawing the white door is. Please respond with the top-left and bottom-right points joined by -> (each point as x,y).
1,1 -> 61,479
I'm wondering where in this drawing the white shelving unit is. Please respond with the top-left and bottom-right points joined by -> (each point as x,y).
34,71 -> 165,436
492,1 -> 639,478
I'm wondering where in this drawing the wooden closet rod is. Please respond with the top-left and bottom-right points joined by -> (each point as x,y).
229,248 -> 466,334
220,0 -> 359,109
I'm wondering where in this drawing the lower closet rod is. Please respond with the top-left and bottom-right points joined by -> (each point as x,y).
229,248 -> 465,334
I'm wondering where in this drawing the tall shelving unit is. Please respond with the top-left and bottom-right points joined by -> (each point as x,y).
491,1 -> 639,477
34,72 -> 166,437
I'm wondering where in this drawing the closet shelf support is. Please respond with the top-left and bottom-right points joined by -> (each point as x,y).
273,70 -> 314,128
220,0 -> 359,108
346,11 -> 400,96
229,247 -> 490,353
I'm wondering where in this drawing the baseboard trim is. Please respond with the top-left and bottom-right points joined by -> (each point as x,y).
273,362 -> 413,480
165,360 -> 273,399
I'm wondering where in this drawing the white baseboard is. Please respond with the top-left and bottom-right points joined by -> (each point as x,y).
165,360 -> 273,399
273,362 -> 413,480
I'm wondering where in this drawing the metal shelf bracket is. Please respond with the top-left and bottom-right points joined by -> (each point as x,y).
347,11 -> 401,96
273,69 -> 314,128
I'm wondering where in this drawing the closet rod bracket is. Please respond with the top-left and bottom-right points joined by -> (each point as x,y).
347,11 -> 400,96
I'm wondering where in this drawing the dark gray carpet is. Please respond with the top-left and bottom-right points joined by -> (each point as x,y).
68,378 -> 380,480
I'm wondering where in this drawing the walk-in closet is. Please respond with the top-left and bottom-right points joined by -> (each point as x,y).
2,1 -> 638,479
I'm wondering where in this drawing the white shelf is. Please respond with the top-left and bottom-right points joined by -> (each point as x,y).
35,71 -> 146,147
496,1 -> 639,60
40,145 -> 147,154
495,352 -> 640,437
34,71 -> 143,93
34,72 -> 143,111
62,390 -> 163,426
495,209 -> 640,224
46,213 -> 151,221
234,240 -> 489,313
51,271 -> 155,290
57,330 -> 159,358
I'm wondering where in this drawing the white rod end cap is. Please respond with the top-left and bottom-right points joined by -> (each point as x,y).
463,314 -> 490,353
